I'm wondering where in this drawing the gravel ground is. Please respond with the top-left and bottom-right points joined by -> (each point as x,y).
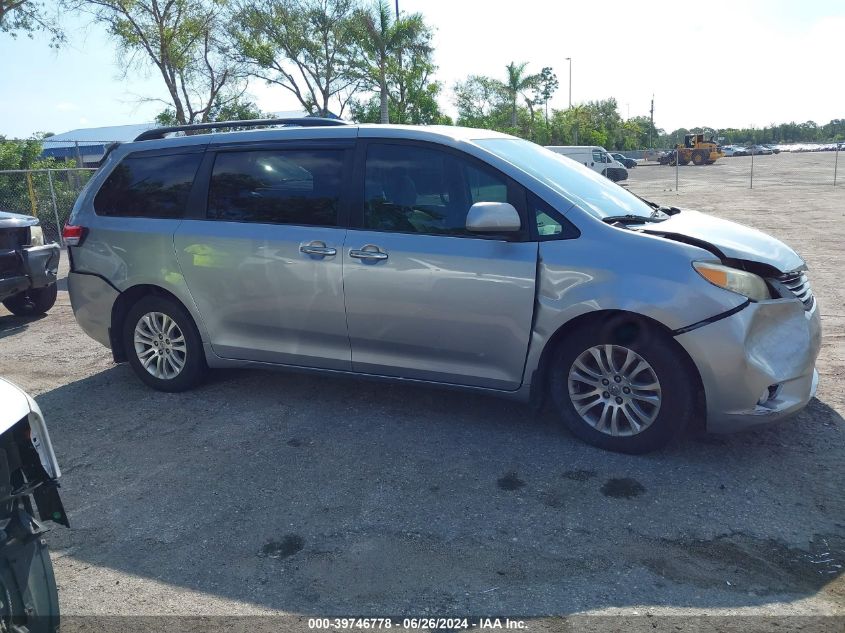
0,151 -> 843,629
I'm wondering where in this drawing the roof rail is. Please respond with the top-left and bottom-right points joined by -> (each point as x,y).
133,117 -> 348,142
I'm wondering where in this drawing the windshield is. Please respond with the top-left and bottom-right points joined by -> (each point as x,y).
475,138 -> 654,220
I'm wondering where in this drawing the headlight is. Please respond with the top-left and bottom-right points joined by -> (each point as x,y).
30,225 -> 44,246
693,261 -> 771,301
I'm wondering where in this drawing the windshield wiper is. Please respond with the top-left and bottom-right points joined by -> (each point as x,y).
602,214 -> 663,224
630,191 -> 681,216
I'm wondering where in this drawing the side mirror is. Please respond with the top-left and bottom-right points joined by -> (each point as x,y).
466,202 -> 521,233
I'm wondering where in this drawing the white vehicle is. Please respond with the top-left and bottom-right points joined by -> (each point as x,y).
0,377 -> 67,631
545,146 -> 629,182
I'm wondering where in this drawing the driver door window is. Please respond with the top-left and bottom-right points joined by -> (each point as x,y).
363,143 -> 510,236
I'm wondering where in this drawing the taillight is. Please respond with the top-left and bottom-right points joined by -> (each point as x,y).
62,224 -> 87,246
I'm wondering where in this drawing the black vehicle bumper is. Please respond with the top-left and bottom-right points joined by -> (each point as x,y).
0,243 -> 60,301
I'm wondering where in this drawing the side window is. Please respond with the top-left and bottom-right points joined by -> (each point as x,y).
207,149 -> 344,226
363,143 -> 512,236
530,193 -> 580,241
94,153 -> 201,218
467,163 -> 508,204
592,149 -> 603,163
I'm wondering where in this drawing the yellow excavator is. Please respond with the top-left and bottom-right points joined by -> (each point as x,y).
660,133 -> 723,166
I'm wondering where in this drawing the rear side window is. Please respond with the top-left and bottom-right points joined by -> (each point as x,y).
94,153 -> 201,218
207,149 -> 344,226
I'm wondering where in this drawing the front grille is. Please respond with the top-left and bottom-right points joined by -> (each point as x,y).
0,227 -> 30,250
776,270 -> 814,311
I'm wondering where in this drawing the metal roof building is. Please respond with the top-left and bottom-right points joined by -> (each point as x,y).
40,111 -> 313,166
40,123 -> 156,165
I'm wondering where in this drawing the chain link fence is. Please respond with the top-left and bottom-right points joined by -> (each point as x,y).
0,168 -> 96,244
623,147 -> 843,198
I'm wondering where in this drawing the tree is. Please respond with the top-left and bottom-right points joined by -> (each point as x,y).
349,9 -> 446,125
72,0 -> 246,125
232,0 -> 360,117
350,82 -> 450,125
0,0 -> 63,43
502,62 -> 539,128
354,0 -> 430,124
453,75 -> 509,129
533,66 -> 558,125
155,98 -> 267,126
0,135 -> 47,170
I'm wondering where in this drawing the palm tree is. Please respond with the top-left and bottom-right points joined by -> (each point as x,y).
503,62 -> 539,128
357,0 -> 427,124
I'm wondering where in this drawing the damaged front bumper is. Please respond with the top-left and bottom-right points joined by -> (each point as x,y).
675,296 -> 821,433
0,243 -> 60,299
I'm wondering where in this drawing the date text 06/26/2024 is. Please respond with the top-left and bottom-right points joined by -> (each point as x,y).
307,618 -> 527,630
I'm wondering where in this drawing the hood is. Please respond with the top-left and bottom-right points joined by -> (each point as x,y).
642,209 -> 804,273
0,377 -> 31,430
0,210 -> 39,229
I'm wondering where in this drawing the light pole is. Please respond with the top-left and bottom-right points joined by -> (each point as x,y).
565,57 -> 572,108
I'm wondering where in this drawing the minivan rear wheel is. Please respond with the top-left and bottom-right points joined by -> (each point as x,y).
549,317 -> 694,454
123,295 -> 206,392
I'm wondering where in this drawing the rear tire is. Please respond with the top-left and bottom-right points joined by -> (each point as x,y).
122,295 -> 206,392
0,536 -> 59,633
692,151 -> 706,165
548,316 -> 694,454
2,285 -> 57,316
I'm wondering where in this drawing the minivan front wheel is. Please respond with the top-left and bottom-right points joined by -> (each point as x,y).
123,295 -> 206,392
549,319 -> 693,453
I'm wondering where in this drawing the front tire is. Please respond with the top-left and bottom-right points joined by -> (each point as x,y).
0,536 -> 59,633
2,285 -> 57,316
123,295 -> 206,392
549,317 -> 694,453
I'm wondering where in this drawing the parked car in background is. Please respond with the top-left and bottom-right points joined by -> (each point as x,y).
721,146 -> 747,157
0,211 -> 60,316
764,144 -> 781,154
546,146 -> 629,182
66,119 -> 820,454
746,145 -> 774,155
610,152 -> 637,169
0,376 -> 68,631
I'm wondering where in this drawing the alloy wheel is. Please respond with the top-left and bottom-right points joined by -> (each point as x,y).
133,311 -> 187,380
567,344 -> 662,436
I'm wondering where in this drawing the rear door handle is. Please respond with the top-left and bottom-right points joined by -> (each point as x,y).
300,241 -> 337,257
349,245 -> 388,261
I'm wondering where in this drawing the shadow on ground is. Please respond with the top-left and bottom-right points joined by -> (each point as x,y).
0,312 -> 45,339
40,365 -> 845,614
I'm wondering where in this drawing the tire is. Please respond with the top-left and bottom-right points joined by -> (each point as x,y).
2,285 -> 57,316
548,316 -> 695,454
122,294 -> 206,392
692,151 -> 706,165
0,536 -> 59,633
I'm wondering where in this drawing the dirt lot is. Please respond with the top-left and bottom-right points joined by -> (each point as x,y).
1,151 -> 843,628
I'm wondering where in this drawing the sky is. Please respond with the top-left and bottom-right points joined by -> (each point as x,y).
1,0 -> 843,139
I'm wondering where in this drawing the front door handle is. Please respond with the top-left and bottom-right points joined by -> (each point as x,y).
349,245 -> 388,261
300,241 -> 337,258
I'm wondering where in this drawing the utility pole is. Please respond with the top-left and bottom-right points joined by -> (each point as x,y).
649,94 -> 654,149
565,57 -> 572,108
395,0 -> 399,17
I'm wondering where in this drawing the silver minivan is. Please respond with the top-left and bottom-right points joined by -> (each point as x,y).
65,119 -> 821,453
